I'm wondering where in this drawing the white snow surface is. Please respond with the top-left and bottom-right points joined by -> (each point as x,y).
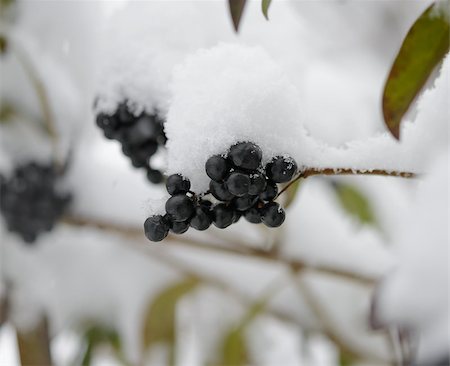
376,148 -> 449,362
165,44 -> 449,193
94,2 -> 234,116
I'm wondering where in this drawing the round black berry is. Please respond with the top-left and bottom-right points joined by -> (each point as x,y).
209,181 -> 234,201
259,181 -> 278,202
233,195 -> 258,212
205,155 -> 229,182
261,202 -> 285,228
117,102 -> 135,124
229,142 -> 262,171
147,169 -> 164,184
248,174 -> 267,195
95,101 -> 167,184
144,215 -> 170,241
166,174 -> 191,196
266,156 -> 298,183
226,172 -> 250,197
244,207 -> 262,224
212,204 -> 234,229
233,210 -> 242,223
171,220 -> 190,234
96,113 -> 119,132
165,195 -> 194,222
0,162 -> 71,244
190,205 -> 212,231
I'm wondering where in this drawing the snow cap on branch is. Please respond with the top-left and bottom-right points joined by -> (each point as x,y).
165,43 -> 306,192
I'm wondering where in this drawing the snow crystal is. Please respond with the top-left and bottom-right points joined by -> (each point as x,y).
165,43 -> 306,192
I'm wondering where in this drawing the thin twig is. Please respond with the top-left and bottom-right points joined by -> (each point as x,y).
276,168 -> 416,199
13,42 -> 60,164
62,215 -> 376,285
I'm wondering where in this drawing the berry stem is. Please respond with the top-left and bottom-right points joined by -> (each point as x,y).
276,167 -> 416,199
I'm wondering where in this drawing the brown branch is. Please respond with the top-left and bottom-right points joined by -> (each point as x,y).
17,317 -> 52,366
276,168 -> 416,199
62,215 -> 376,285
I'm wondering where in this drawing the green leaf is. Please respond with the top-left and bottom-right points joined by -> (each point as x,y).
0,35 -> 7,55
143,278 -> 199,350
339,349 -> 358,366
331,182 -> 377,226
262,0 -> 272,20
382,2 -> 450,139
216,287 -> 275,365
228,0 -> 247,32
0,102 -> 16,122
80,326 -> 122,366
221,329 -> 249,366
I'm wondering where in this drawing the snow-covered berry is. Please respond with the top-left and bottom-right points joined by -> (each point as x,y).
266,156 -> 298,183
228,142 -> 262,171
166,174 -> 191,196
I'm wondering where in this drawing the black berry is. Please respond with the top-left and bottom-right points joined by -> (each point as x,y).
209,181 -> 234,201
171,220 -> 190,234
0,162 -> 71,244
261,202 -> 285,227
165,195 -> 194,222
226,172 -> 250,197
229,142 -> 262,171
190,205 -> 212,231
248,174 -> 267,195
212,204 -> 234,229
147,168 -> 164,184
144,215 -> 170,241
259,181 -> 278,202
205,155 -> 229,182
166,174 -> 191,196
244,207 -> 262,224
266,156 -> 297,183
95,101 -> 167,184
233,195 -> 258,211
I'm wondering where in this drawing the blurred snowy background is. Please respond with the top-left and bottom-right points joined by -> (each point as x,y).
0,0 -> 448,365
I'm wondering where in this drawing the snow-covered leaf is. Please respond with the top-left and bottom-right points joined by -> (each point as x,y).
143,278 -> 199,355
228,0 -> 247,32
262,0 -> 272,20
382,2 -> 449,139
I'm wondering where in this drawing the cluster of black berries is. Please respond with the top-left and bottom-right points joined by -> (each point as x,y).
144,142 -> 298,242
96,101 -> 167,183
0,162 -> 71,244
